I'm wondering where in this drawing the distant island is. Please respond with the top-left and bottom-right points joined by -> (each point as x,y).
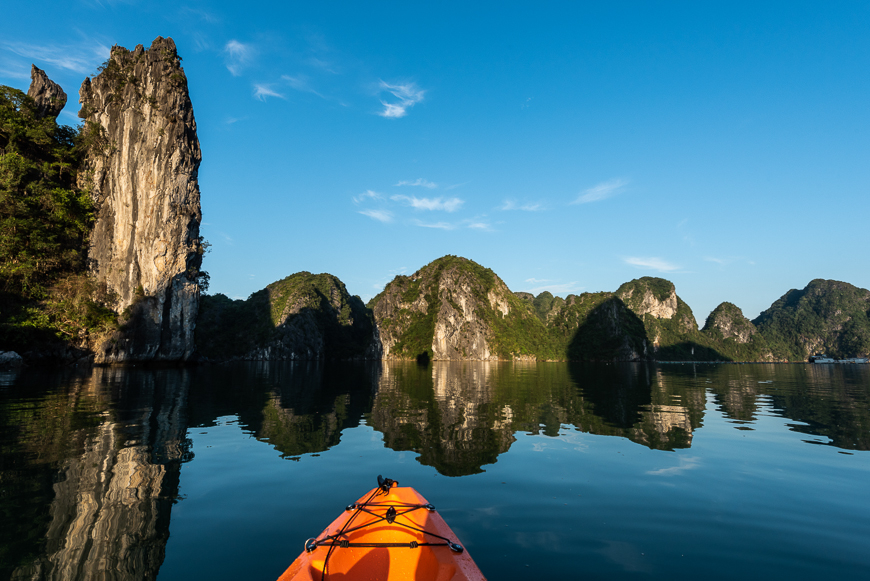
2,38 -> 868,365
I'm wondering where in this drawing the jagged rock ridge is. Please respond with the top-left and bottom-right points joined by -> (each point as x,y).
78,37 -> 204,363
27,65 -> 67,118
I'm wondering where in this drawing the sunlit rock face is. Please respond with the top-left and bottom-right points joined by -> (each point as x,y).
27,65 -> 67,118
12,368 -> 190,581
618,282 -> 679,320
370,256 -> 550,361
78,37 -> 203,363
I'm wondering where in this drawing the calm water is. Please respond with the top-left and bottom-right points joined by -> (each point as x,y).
1,361 -> 869,580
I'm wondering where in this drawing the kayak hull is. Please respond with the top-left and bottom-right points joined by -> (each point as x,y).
277,485 -> 486,581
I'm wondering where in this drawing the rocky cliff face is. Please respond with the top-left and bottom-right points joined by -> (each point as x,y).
196,272 -> 380,361
369,256 -> 555,361
614,277 -> 706,359
78,37 -> 203,363
27,65 -> 67,118
617,277 -> 692,329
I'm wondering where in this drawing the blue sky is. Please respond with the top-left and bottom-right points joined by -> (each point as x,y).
2,1 -> 868,321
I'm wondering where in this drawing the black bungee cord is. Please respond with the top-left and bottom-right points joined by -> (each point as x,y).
306,476 -> 464,581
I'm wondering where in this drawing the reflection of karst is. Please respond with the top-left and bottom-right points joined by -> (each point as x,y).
370,363 -> 518,476
567,364 -> 703,450
637,404 -> 693,444
370,361 -> 713,475
13,368 -> 190,581
237,361 -> 375,458
717,374 -> 763,422
633,370 -> 695,447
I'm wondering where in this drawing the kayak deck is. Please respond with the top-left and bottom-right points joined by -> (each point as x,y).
278,481 -> 485,581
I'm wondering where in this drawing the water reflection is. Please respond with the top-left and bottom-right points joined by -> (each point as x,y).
184,362 -> 377,459
1,361 -> 868,579
2,368 -> 190,580
369,362 -> 704,475
369,362 -> 870,475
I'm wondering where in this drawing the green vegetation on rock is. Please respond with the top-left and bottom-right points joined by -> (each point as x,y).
196,271 -> 378,361
700,302 -> 772,361
0,86 -> 117,355
753,279 -> 870,360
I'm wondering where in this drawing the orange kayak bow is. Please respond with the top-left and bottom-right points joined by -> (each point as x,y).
277,476 -> 486,581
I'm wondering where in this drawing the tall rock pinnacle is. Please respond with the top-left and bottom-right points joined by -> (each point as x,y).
78,37 -> 203,363
27,64 -> 67,118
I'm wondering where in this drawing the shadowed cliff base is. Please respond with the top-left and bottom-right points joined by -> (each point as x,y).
564,297 -> 649,361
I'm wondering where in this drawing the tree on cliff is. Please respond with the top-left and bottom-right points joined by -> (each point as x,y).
0,86 -> 116,351
0,87 -> 93,296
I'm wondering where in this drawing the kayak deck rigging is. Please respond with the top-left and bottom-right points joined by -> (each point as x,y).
277,476 -> 486,581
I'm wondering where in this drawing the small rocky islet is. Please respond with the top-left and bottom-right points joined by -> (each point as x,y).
1,37 -> 868,365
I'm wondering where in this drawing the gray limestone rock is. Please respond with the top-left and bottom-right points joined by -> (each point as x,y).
0,351 -> 24,367
26,65 -> 67,118
703,302 -> 758,344
78,37 -> 203,363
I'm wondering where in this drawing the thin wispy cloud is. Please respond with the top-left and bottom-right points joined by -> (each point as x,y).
0,65 -> 30,80
180,7 -> 219,23
253,84 -> 285,101
306,56 -> 339,74
525,278 -> 553,284
281,74 -> 325,98
377,80 -> 425,118
1,39 -> 110,74
359,209 -> 393,223
572,178 -> 629,205
352,190 -> 384,204
624,257 -> 680,272
82,0 -> 136,7
705,256 -> 751,267
395,178 -> 437,189
500,200 -> 543,211
467,221 -> 494,231
413,220 -> 455,230
677,218 -> 695,246
525,282 -> 583,295
391,195 -> 463,212
224,40 -> 254,76
191,33 -> 212,53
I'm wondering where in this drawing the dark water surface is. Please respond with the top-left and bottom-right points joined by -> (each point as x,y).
2,362 -> 869,580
